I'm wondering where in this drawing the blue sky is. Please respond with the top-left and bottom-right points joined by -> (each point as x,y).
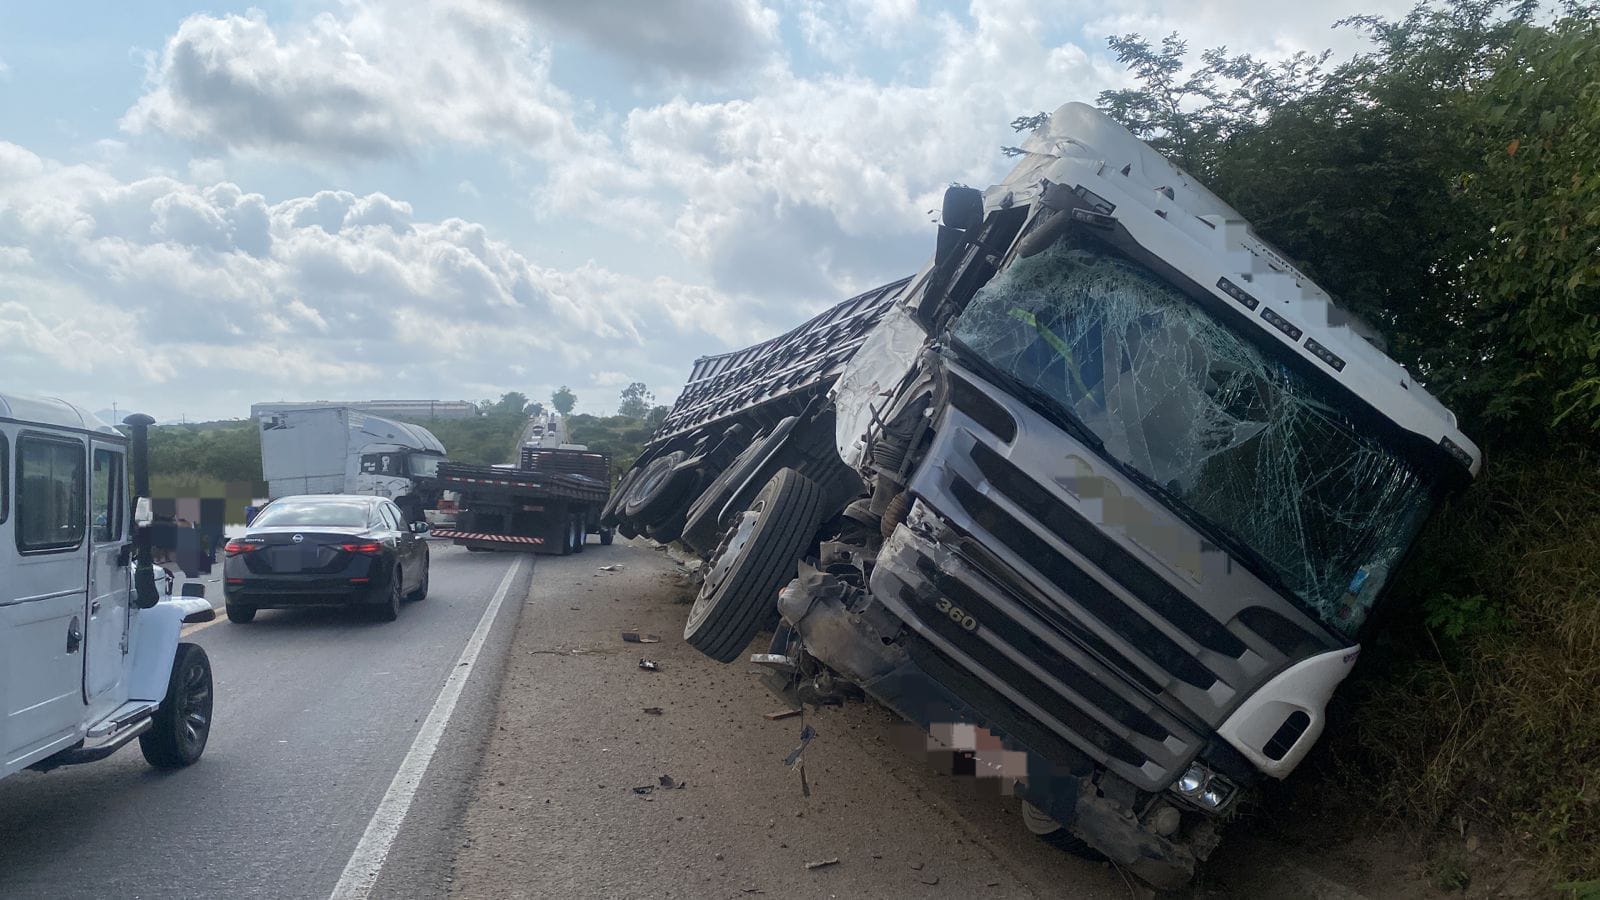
0,0 -> 1404,423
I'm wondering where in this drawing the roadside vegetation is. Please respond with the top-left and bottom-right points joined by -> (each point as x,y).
1084,0 -> 1598,886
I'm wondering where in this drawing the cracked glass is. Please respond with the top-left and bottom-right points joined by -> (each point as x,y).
950,230 -> 1439,634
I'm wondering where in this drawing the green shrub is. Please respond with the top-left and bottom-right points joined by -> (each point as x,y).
1332,451 -> 1600,878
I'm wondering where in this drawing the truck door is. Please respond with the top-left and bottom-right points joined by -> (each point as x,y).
84,442 -> 129,714
2,431 -> 90,766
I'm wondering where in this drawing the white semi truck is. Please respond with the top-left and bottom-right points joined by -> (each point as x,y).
257,406 -> 446,522
605,102 -> 1481,889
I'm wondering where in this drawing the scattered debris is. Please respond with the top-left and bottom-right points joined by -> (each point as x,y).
909,862 -> 925,871
764,708 -> 802,721
642,707 -> 664,715
597,564 -> 624,571
638,658 -> 661,671
783,724 -> 817,767
631,785 -> 654,795
622,631 -> 661,643
804,858 -> 840,871
658,774 -> 686,789
919,874 -> 940,885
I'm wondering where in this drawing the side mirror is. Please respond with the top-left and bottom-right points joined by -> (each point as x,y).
134,497 -> 153,529
411,521 -> 431,534
942,185 -> 985,232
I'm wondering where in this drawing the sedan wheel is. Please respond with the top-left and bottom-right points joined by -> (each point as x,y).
375,568 -> 402,621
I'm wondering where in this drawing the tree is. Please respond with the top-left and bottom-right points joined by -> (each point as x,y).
617,382 -> 654,419
550,386 -> 577,415
527,401 -> 546,418
488,392 -> 530,418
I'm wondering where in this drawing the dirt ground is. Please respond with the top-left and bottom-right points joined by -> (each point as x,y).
445,541 -> 1472,900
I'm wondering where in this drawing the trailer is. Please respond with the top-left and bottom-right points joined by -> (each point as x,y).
426,447 -> 612,554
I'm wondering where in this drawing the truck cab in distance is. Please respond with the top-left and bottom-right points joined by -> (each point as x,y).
257,406 -> 446,523
605,103 -> 1480,889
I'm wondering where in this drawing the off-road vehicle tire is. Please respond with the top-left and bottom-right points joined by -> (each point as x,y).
140,642 -> 213,769
684,468 -> 823,663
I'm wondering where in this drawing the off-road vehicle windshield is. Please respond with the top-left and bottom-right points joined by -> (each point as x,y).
950,232 -> 1440,634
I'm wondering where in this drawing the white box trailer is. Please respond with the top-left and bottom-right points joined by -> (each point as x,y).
257,406 -> 446,521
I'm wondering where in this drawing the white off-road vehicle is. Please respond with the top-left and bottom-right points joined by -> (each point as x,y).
1,392 -> 216,780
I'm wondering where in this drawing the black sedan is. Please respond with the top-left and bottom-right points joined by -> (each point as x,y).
223,494 -> 430,623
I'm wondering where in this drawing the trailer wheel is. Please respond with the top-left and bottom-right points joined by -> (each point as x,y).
681,417 -> 797,554
646,510 -> 686,545
600,468 -> 640,527
572,516 -> 586,553
139,643 -> 213,769
599,527 -> 615,546
685,468 -> 823,663
624,451 -> 699,527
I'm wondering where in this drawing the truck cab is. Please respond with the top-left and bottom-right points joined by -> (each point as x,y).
1,393 -> 216,780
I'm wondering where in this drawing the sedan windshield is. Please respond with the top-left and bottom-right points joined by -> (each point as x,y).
950,232 -> 1438,634
252,499 -> 371,528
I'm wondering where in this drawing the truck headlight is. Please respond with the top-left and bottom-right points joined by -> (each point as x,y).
1170,761 -> 1236,812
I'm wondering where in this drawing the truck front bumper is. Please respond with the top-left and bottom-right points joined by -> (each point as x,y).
777,531 -> 1206,890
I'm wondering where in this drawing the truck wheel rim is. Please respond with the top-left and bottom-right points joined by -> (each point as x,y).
688,504 -> 762,631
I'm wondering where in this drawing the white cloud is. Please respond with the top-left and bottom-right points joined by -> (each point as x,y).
501,0 -> 779,77
0,142 -> 733,419
550,0 -> 1125,304
121,1 -> 595,162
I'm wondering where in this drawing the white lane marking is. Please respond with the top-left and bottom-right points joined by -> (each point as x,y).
328,557 -> 524,900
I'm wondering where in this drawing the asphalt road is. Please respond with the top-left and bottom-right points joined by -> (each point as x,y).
0,543 -> 532,900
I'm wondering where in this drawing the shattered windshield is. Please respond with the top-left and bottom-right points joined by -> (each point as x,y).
950,231 -> 1439,634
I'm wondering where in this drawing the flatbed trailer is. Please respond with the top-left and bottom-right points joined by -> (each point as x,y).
424,451 -> 612,554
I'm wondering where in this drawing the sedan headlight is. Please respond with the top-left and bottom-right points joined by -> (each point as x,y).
1169,761 -> 1236,812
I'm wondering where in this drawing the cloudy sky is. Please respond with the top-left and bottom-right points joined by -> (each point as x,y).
0,0 -> 1403,423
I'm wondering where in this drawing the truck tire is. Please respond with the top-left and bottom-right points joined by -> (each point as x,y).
1021,800 -> 1107,861
624,451 -> 699,527
680,418 -> 797,553
646,510 -> 686,545
139,643 -> 213,769
684,468 -> 823,663
572,516 -> 586,553
599,527 -> 615,545
600,468 -> 640,528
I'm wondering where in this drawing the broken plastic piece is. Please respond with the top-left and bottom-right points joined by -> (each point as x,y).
622,631 -> 661,643
643,707 -> 664,715
658,774 -> 685,789
764,709 -> 802,721
638,658 -> 660,671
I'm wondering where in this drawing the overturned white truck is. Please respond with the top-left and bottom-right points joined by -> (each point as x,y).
604,103 -> 1480,888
